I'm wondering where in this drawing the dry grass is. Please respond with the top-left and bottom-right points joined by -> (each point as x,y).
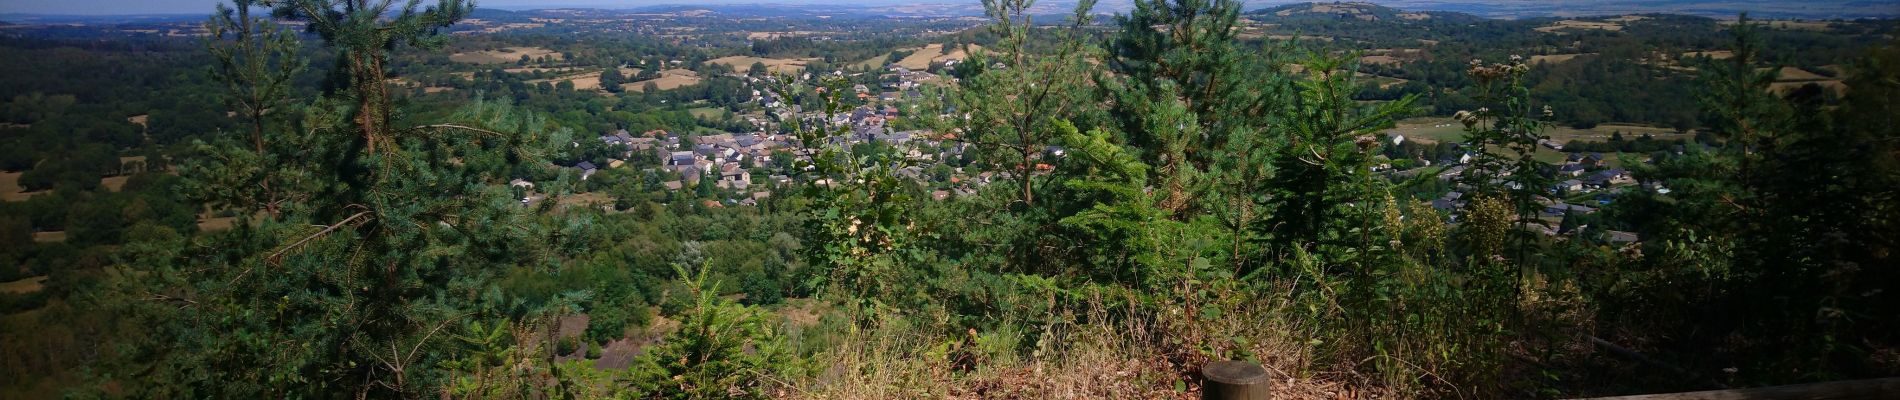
1681,50 -> 1735,60
449,46 -> 564,64
31,231 -> 65,243
1530,53 -> 1593,65
0,171 -> 45,202
776,290 -> 1379,400
1359,55 -> 1402,66
623,69 -> 703,92
0,276 -> 46,294
893,43 -> 983,70
525,68 -> 640,91
1770,80 -> 1847,95
709,56 -> 821,75
198,216 -> 238,232
100,176 -> 129,192
1766,67 -> 1847,95
1773,66 -> 1830,81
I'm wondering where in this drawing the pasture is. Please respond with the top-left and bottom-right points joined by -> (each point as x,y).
0,172 -> 46,202
708,56 -> 820,74
0,276 -> 47,294
892,43 -> 982,70
449,46 -> 564,64
1530,53 -> 1593,64
623,69 -> 703,92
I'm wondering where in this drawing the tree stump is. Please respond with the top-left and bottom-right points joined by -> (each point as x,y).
1203,360 -> 1272,400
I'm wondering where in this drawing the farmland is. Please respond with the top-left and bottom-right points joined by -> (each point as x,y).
623,69 -> 702,92
449,46 -> 565,64
707,55 -> 820,74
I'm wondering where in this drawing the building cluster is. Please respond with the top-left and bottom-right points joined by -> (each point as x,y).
1400,140 -> 1644,244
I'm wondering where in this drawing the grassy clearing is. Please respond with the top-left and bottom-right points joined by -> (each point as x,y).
623,69 -> 702,92
449,46 -> 564,64
31,231 -> 65,243
0,171 -> 32,202
1388,117 -> 1688,167
1360,55 -> 1402,65
100,176 -> 129,192
198,218 -> 237,232
688,107 -> 726,119
892,43 -> 982,70
707,56 -> 820,75
1765,67 -> 1847,95
1682,50 -> 1735,60
0,276 -> 47,294
1530,53 -> 1593,65
1773,66 -> 1831,81
525,68 -> 640,91
1770,80 -> 1847,95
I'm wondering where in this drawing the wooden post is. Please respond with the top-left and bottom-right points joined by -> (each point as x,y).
1203,360 -> 1272,400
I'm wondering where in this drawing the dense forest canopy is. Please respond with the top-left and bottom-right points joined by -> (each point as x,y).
0,0 -> 1895,398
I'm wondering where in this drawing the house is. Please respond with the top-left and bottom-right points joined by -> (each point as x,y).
662,180 -> 684,190
1430,191 -> 1465,212
575,161 -> 598,180
1580,153 -> 1607,168
1544,202 -> 1598,217
1431,198 -> 1460,211
1436,165 -> 1467,181
508,179 -> 535,189
627,137 -> 657,151
1554,179 -> 1584,193
932,190 -> 951,201
1606,230 -> 1640,244
1584,169 -> 1633,188
668,151 -> 696,166
1558,163 -> 1587,177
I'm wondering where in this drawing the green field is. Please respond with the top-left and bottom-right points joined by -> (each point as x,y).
1387,117 -> 1689,167
687,107 -> 726,119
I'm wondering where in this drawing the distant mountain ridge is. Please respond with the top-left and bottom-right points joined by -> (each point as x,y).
4,0 -> 1895,21
1247,2 -> 1485,24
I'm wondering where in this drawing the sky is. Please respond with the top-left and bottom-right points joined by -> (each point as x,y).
0,0 -> 938,15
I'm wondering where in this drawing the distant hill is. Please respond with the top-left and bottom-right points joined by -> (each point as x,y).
1248,2 -> 1484,24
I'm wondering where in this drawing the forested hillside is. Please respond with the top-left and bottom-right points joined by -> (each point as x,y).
0,0 -> 1895,398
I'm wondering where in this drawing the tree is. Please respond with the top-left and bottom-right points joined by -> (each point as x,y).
269,0 -> 474,154
1104,0 -> 1279,218
601,67 -> 625,92
202,0 -> 307,218
955,0 -> 1099,207
104,1 -> 589,397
